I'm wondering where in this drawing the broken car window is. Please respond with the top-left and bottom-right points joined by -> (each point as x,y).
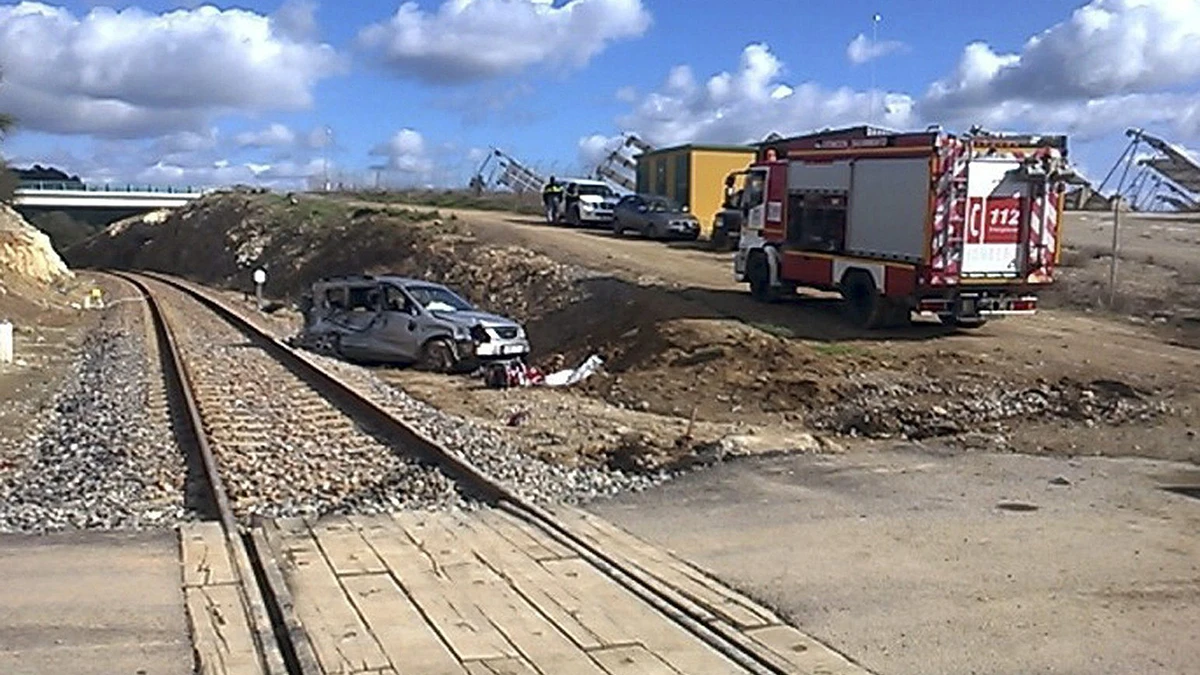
384,285 -> 412,313
346,285 -> 380,312
406,285 -> 474,313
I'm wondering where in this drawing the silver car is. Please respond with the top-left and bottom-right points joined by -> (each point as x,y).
612,194 -> 701,240
297,274 -> 530,372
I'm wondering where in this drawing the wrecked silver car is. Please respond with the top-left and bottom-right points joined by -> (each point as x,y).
295,274 -> 530,372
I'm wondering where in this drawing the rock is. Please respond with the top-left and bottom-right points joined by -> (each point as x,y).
1049,476 -> 1071,486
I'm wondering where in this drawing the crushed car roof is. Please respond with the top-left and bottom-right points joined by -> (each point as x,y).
316,274 -> 453,287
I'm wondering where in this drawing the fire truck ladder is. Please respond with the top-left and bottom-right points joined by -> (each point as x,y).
931,144 -> 971,277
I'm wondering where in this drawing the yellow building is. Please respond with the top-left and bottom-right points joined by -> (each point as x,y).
635,144 -> 756,238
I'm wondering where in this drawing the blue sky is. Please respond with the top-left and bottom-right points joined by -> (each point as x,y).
1,0 -> 1198,189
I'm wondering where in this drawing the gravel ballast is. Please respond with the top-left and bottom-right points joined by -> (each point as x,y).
180,278 -> 666,506
149,279 -> 466,521
0,296 -> 190,532
301,351 -> 667,504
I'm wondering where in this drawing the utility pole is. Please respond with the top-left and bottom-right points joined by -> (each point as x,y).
322,125 -> 333,192
1108,130 -> 1142,308
869,13 -> 880,124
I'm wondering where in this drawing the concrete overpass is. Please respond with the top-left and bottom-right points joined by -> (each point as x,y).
13,182 -> 206,210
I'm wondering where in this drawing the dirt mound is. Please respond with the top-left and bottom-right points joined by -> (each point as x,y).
575,318 -> 862,420
68,192 -> 587,328
811,371 -> 1173,443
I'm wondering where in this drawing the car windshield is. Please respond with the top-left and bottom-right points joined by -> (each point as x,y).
647,198 -> 681,212
404,284 -> 474,312
576,184 -> 613,197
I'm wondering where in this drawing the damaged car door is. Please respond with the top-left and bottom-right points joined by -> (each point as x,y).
334,282 -> 386,359
373,283 -> 425,363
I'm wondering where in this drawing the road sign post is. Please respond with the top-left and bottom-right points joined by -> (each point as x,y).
253,268 -> 267,311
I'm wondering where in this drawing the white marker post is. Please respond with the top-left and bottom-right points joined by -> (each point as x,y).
253,268 -> 267,311
0,321 -> 13,365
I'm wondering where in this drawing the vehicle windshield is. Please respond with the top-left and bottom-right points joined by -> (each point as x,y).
404,284 -> 475,312
647,197 -> 682,212
576,184 -> 614,197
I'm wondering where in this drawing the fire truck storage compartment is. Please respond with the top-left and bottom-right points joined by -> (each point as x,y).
785,160 -> 852,253
787,160 -> 851,192
844,157 -> 930,262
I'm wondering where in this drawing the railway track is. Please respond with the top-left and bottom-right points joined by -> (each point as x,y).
114,269 -> 863,675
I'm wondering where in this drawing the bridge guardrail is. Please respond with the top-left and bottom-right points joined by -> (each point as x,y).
16,181 -> 204,194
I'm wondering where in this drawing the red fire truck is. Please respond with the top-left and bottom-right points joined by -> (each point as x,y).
732,125 -> 1074,328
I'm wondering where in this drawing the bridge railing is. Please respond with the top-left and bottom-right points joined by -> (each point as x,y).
16,181 -> 204,194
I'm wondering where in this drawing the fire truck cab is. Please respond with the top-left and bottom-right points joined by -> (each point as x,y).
732,125 -> 1074,328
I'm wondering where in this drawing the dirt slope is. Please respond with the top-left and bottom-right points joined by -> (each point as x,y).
0,203 -> 73,311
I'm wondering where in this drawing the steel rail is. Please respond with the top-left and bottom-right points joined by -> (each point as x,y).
107,271 -> 293,675
135,269 -> 806,675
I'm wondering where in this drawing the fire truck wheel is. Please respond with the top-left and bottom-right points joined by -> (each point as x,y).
953,317 -> 989,329
842,273 -> 888,328
418,338 -> 458,373
747,253 -> 780,303
879,298 -> 912,328
711,229 -> 727,250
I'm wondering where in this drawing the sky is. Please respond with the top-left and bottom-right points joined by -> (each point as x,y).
0,0 -> 1198,190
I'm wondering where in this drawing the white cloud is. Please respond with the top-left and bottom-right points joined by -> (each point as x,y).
235,123 -> 298,148
923,0 -> 1200,118
613,43 -> 914,148
271,0 -> 318,41
369,128 -> 434,175
577,133 -> 622,168
0,3 -> 342,138
307,126 -> 335,149
846,33 -> 906,64
604,0 -> 1200,154
357,0 -> 651,83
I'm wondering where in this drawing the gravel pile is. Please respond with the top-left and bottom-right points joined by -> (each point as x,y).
152,282 -> 466,522
812,373 -> 1174,441
0,301 -> 190,532
302,351 -> 667,504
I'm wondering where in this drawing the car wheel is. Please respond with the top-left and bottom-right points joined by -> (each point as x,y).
418,338 -> 457,373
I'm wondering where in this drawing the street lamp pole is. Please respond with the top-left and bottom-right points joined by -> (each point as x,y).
322,125 -> 333,192
869,13 -> 881,125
